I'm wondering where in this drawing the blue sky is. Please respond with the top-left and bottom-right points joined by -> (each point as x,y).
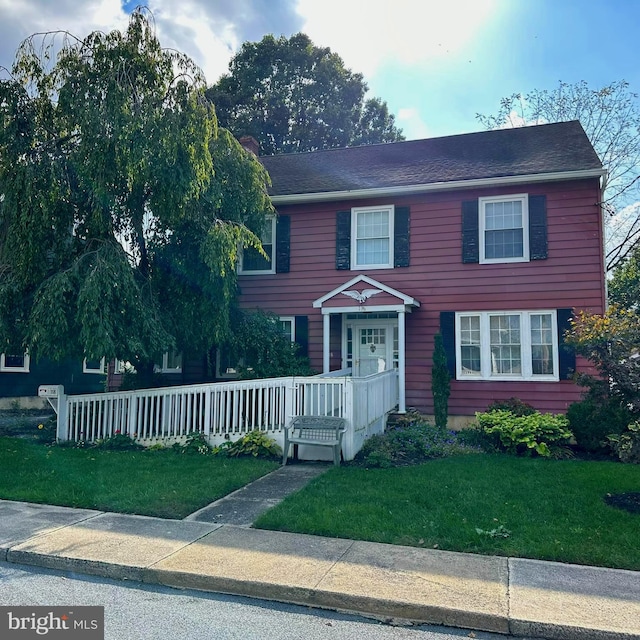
0,0 -> 639,141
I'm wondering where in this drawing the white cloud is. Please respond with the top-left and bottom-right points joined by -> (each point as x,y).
296,0 -> 496,77
397,107 -> 431,140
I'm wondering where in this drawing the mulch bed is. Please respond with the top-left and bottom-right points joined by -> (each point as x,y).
604,492 -> 640,514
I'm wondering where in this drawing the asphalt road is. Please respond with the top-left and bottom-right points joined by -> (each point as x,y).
0,561 -> 515,640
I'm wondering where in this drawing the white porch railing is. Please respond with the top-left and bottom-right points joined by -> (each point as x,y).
46,370 -> 398,461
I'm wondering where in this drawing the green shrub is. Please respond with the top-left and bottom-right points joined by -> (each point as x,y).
216,430 -> 282,459
93,433 -> 143,450
487,397 -> 536,416
475,409 -> 573,457
172,432 -> 212,455
354,421 -> 481,468
431,334 -> 450,430
567,393 -> 631,453
607,421 -> 640,463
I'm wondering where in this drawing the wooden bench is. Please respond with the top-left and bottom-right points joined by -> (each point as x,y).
282,415 -> 347,466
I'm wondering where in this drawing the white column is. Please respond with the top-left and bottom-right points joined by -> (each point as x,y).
398,309 -> 406,413
323,312 -> 331,373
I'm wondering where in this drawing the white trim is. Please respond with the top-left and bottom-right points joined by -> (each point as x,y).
83,357 -> 106,375
320,304 -> 409,315
238,216 -> 276,275
455,310 -> 559,382
0,352 -> 30,373
479,193 -> 529,264
270,169 -> 606,205
313,274 -> 419,308
351,204 -> 394,270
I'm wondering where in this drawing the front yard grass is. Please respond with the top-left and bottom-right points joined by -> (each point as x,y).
254,453 -> 640,571
0,436 -> 278,519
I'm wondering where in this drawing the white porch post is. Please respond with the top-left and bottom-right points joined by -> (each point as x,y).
323,312 -> 331,373
398,309 -> 406,413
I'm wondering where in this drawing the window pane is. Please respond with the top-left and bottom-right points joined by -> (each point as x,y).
485,229 -> 523,259
531,314 -> 554,375
3,354 -> 25,369
356,210 -> 390,265
242,220 -> 273,272
165,351 -> 182,370
356,237 -> 389,265
484,200 -> 524,259
490,315 -> 521,375
279,319 -> 294,341
242,244 -> 272,271
460,316 -> 481,374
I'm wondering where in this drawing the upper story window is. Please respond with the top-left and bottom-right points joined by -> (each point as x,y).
479,194 -> 529,263
455,310 -> 558,381
463,194 -> 546,265
239,217 -> 276,274
83,357 -> 106,374
351,205 -> 395,269
0,352 -> 30,373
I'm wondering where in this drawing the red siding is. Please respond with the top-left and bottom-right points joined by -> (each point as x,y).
238,178 -> 606,416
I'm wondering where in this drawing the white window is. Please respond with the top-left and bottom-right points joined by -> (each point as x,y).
239,217 -> 276,274
159,351 -> 182,373
0,353 -> 30,373
455,311 -> 558,381
279,316 -> 295,341
352,205 -> 394,269
83,357 -> 106,374
479,194 -> 529,264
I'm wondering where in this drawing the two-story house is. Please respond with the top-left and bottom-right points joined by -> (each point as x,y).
237,120 -> 606,423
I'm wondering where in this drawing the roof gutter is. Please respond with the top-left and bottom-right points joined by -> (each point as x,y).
270,168 -> 606,205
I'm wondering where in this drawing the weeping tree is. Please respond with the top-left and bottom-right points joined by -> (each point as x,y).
0,9 -> 273,381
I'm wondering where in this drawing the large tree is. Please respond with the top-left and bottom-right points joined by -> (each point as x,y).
0,9 -> 272,378
476,80 -> 640,271
206,33 -> 404,155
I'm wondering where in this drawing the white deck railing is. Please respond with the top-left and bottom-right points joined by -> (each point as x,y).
50,370 -> 399,461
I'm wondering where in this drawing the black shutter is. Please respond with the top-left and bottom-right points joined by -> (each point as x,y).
529,195 -> 548,260
462,201 -> 479,263
440,311 -> 456,378
275,215 -> 290,273
394,206 -> 410,267
336,210 -> 351,270
294,316 -> 309,357
556,308 -> 576,380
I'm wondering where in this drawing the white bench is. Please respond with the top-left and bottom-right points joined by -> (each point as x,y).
282,415 -> 347,466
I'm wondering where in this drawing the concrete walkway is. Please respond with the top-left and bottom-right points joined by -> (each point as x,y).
0,464 -> 639,640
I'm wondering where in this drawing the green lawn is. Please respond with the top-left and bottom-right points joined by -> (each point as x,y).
0,437 -> 278,519
254,454 -> 640,571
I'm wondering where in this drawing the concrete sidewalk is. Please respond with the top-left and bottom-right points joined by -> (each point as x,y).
1,499 -> 639,639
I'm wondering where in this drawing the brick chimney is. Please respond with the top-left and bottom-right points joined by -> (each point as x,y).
239,135 -> 260,156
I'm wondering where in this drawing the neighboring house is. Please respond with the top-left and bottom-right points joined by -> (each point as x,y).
0,354 -> 105,408
234,121 -> 606,420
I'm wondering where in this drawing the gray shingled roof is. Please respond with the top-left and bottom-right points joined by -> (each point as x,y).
259,121 -> 603,197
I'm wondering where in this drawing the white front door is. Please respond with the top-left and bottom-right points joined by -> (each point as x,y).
353,323 -> 399,377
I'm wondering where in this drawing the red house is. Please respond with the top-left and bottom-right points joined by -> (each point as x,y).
238,121 -> 606,424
